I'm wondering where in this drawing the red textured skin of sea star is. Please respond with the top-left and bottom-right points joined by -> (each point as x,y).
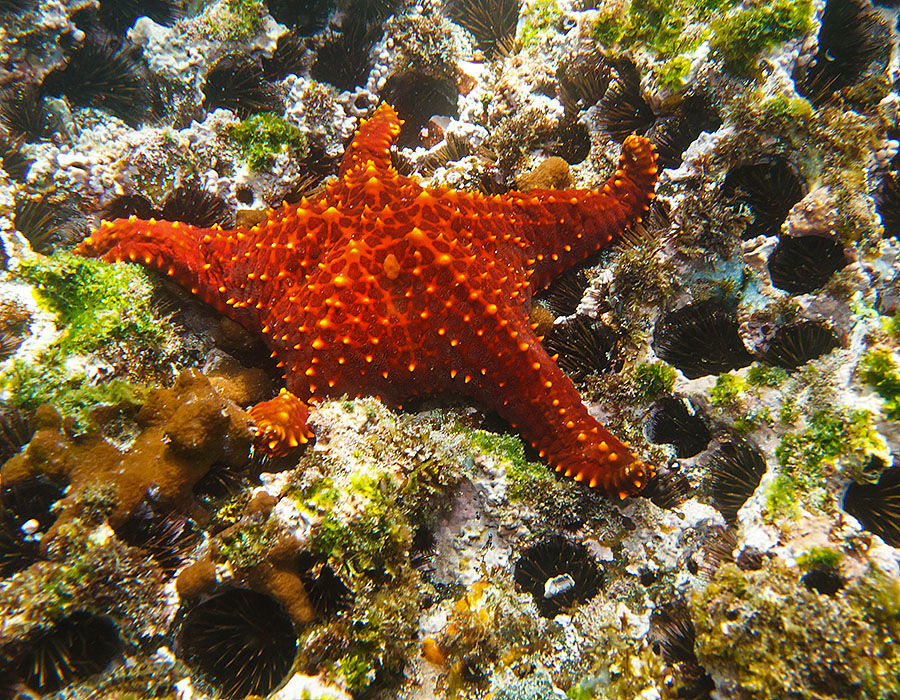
78,103 -> 659,498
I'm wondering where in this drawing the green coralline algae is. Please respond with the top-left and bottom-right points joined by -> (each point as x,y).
693,563 -> 900,699
226,113 -> 307,171
591,0 -> 812,88
16,252 -> 171,354
1,252 -> 173,427
858,348 -> 900,420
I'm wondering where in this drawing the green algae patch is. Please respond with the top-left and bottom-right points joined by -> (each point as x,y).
590,0 -> 742,88
17,252 -> 172,354
2,252 -> 174,427
467,428 -> 551,499
797,545 -> 843,572
693,562 -> 900,700
710,371 -> 745,408
776,409 -> 883,494
632,361 -> 676,403
2,352 -> 146,428
519,0 -> 565,47
226,113 -> 307,171
858,348 -> 900,420
709,0 -> 814,75
210,0 -> 265,41
746,363 -> 788,388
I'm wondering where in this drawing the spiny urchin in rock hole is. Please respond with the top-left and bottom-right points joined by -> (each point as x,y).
767,235 -> 849,294
203,55 -> 284,119
178,587 -> 298,699
722,158 -> 806,240
597,58 -> 720,169
643,467 -> 693,509
0,475 -> 63,578
113,504 -> 200,577
383,71 -> 460,147
514,535 -> 603,617
643,396 -> 712,458
310,16 -> 379,92
266,0 -> 332,34
704,439 -> 767,525
13,195 -> 60,254
652,299 -> 753,379
543,316 -> 620,380
794,0 -> 890,106
14,612 -> 121,695
557,48 -> 611,114
444,0 -> 521,59
0,133 -> 31,181
102,183 -> 231,229
537,267 -> 590,318
41,37 -> 149,124
0,83 -> 44,142
843,461 -> 900,548
761,320 -> 840,370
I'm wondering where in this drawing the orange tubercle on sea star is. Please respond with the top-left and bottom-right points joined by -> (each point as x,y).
78,103 -> 659,498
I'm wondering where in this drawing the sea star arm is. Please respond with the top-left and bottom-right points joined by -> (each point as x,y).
339,103 -> 402,178
473,314 -> 652,498
503,134 -> 658,291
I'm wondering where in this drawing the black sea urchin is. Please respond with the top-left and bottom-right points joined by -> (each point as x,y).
0,407 -> 33,464
41,38 -> 149,124
0,83 -> 44,141
310,16 -> 379,92
297,551 -> 352,616
161,182 -> 232,229
382,71 -> 459,147
644,396 -> 712,458
263,28 -> 312,81
550,117 -> 592,165
538,268 -> 589,317
0,474 -> 62,578
114,504 -> 199,576
644,468 -> 693,509
650,602 -> 698,664
96,0 -> 181,33
802,564 -> 845,595
16,612 -> 121,694
178,588 -> 298,698
13,195 -> 59,253
514,535 -> 603,617
761,320 -> 840,369
652,300 -> 753,379
266,0 -> 332,34
722,159 -> 806,240
557,49 -> 611,114
794,0 -> 890,105
705,439 -> 767,525
0,134 -> 32,181
101,194 -> 155,221
203,55 -> 284,119
444,0 -> 521,58
844,464 -> 900,547
597,57 -> 654,143
543,317 -> 620,380
767,235 -> 848,294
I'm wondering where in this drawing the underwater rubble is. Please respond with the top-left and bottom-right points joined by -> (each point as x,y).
1,0 -> 900,698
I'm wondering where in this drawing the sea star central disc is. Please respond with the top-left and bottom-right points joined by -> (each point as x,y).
78,104 -> 659,498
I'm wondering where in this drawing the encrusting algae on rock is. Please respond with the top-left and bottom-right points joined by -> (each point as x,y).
3,0 -> 900,697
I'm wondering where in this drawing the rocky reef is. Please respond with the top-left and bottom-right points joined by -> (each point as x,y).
2,0 -> 900,698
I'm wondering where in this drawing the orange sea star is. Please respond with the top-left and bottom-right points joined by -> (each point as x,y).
78,104 -> 659,498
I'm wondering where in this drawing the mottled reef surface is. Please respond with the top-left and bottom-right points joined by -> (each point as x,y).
2,0 -> 900,699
